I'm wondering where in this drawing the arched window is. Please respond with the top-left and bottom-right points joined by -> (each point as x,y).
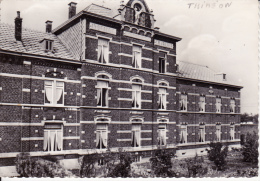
95,72 -> 111,107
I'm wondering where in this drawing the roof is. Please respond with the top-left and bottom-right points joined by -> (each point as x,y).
83,3 -> 114,18
0,23 -> 74,60
177,61 -> 241,87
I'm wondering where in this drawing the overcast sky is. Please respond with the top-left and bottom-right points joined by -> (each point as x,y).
0,0 -> 258,114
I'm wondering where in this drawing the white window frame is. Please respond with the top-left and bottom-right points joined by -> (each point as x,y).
43,123 -> 63,152
180,94 -> 187,111
96,80 -> 109,107
44,80 -> 64,106
98,38 -> 109,63
159,52 -> 167,73
158,124 -> 167,147
230,125 -> 235,140
216,124 -> 221,142
230,99 -> 235,113
199,124 -> 205,142
158,87 -> 167,110
131,124 -> 141,147
96,124 -> 108,149
132,45 -> 142,68
216,98 -> 221,113
132,84 -> 141,109
199,96 -> 206,112
180,124 -> 187,144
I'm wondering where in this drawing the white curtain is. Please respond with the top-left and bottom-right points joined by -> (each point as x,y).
43,130 -> 48,151
132,84 -> 141,108
199,126 -> 205,142
43,125 -> 63,151
56,130 -> 62,151
45,81 -> 53,104
216,125 -> 221,141
158,125 -> 166,146
132,124 -> 140,147
230,100 -> 235,113
133,46 -> 141,68
96,124 -> 107,149
216,98 -> 221,112
199,96 -> 205,111
55,81 -> 64,104
159,88 -> 166,109
180,95 -> 187,111
97,81 -> 108,106
180,125 -> 187,143
98,38 -> 109,63
230,126 -> 234,140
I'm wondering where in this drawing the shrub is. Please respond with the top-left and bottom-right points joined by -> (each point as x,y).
207,142 -> 228,171
184,154 -> 208,177
242,132 -> 259,165
15,153 -> 73,177
107,151 -> 133,177
80,149 -> 132,178
149,149 -> 176,177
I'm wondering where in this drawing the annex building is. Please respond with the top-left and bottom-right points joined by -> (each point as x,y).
0,0 -> 242,167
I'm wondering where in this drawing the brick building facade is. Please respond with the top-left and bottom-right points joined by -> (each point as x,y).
0,0 -> 242,166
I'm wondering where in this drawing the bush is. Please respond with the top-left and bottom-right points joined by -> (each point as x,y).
149,149 -> 176,177
15,153 -> 73,177
184,154 -> 208,177
229,168 -> 258,177
242,132 -> 259,165
80,149 -> 133,178
107,151 -> 133,177
207,142 -> 228,171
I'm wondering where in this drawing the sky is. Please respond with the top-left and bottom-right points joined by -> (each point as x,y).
0,0 -> 259,114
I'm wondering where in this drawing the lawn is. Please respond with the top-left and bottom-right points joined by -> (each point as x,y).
132,149 -> 258,177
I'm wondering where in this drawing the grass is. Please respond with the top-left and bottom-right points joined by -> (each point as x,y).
132,149 -> 258,177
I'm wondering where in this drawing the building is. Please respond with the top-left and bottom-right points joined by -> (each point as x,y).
0,0 -> 242,168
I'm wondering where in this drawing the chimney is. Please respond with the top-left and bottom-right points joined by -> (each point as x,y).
15,11 -> 22,41
68,2 -> 77,19
45,20 -> 53,33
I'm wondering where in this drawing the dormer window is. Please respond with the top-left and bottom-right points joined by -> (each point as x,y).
41,39 -> 54,51
45,40 -> 53,51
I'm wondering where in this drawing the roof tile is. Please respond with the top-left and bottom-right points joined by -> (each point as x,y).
0,23 -> 75,60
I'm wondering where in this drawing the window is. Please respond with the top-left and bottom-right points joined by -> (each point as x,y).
216,98 -> 221,113
131,124 -> 141,147
159,52 -> 166,73
132,45 -> 142,68
132,84 -> 141,109
43,123 -> 63,152
216,124 -> 221,142
230,124 -> 235,140
45,40 -> 53,51
199,124 -> 205,142
158,124 -> 167,147
44,80 -> 64,105
180,124 -> 187,144
96,124 -> 108,149
98,38 -> 109,63
97,81 -> 109,107
180,94 -> 187,111
199,96 -> 206,112
230,99 -> 235,113
158,88 -> 167,110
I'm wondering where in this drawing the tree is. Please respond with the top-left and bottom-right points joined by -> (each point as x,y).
184,154 -> 208,177
207,142 -> 228,171
242,132 -> 259,165
149,149 -> 176,177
